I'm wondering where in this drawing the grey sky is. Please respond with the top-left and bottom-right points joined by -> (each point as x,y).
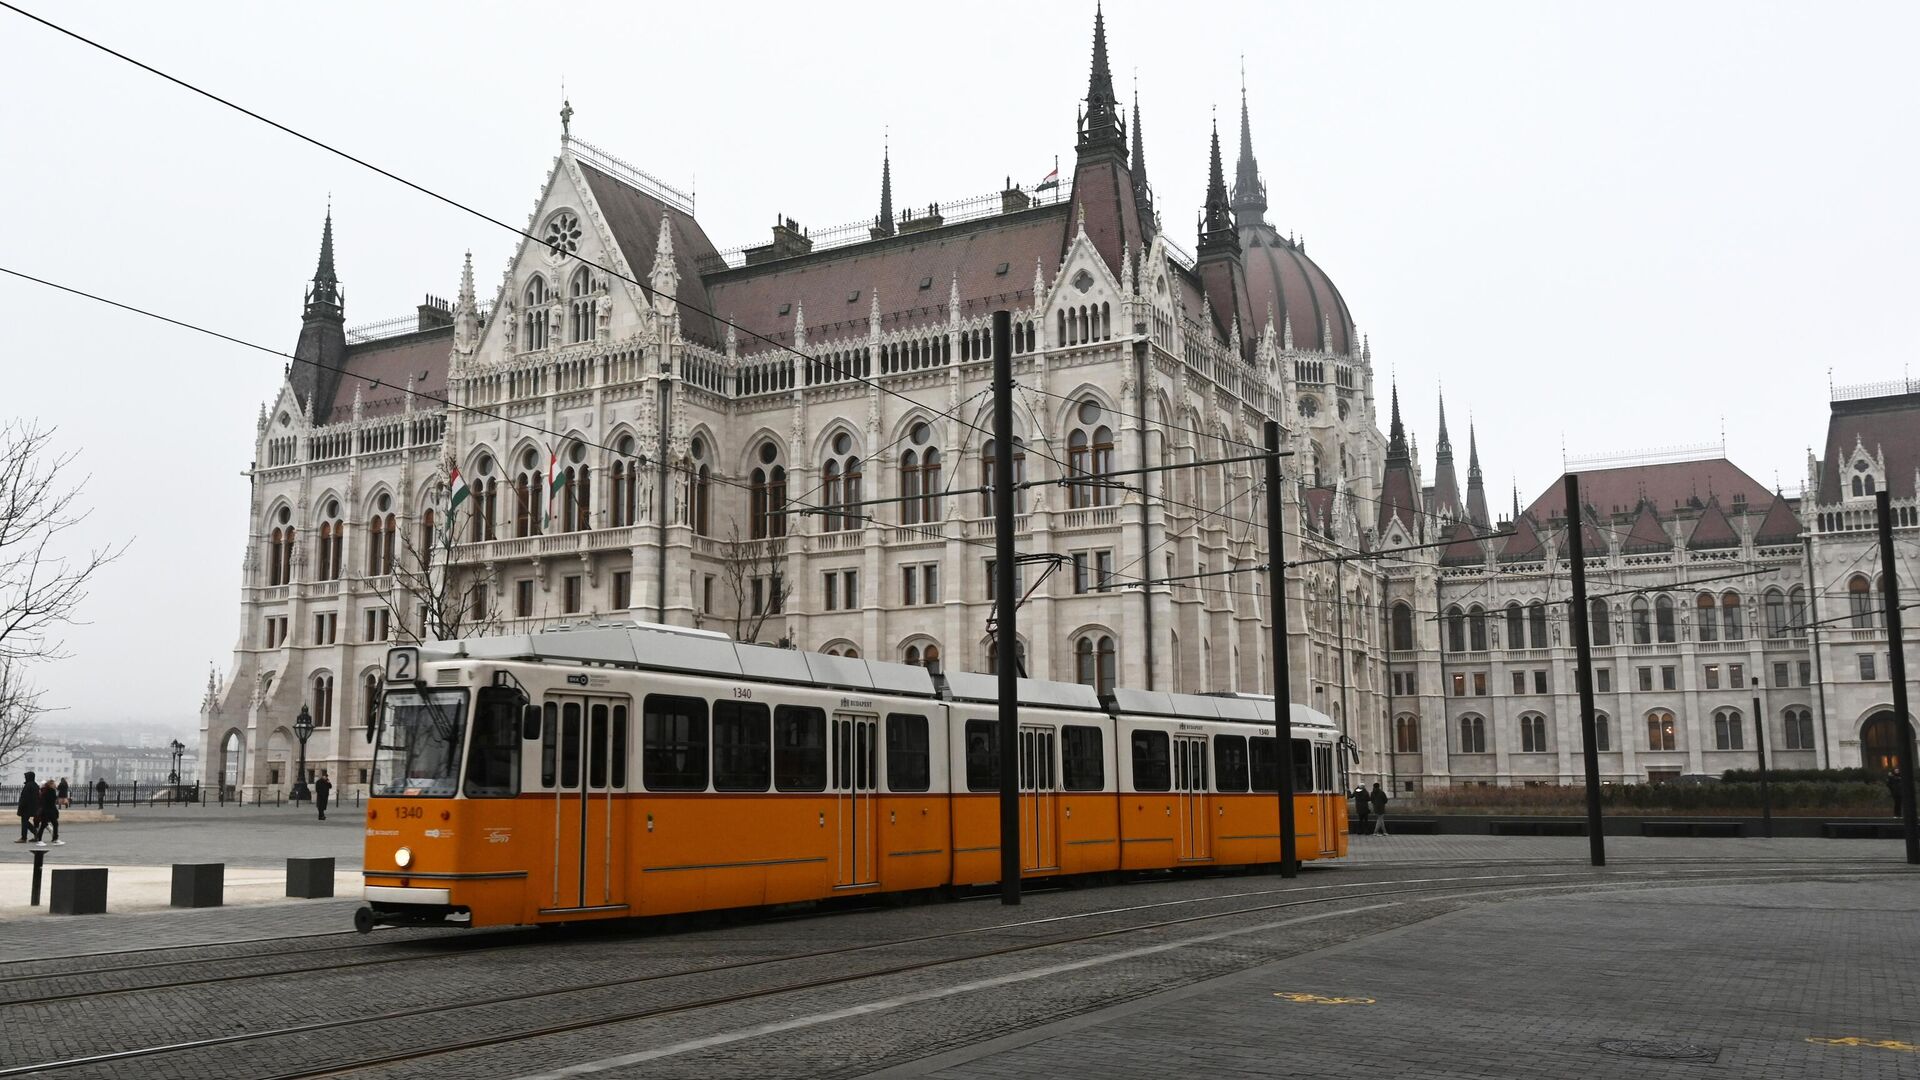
1,1 -> 1913,726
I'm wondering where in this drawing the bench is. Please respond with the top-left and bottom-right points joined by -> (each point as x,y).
1491,819 -> 1588,836
1641,819 -> 1744,838
1822,821 -> 1904,840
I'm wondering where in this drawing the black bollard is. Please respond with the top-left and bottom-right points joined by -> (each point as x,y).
30,848 -> 45,907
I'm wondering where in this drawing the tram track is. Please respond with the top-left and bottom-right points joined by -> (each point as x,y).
5,863 -> 1906,1079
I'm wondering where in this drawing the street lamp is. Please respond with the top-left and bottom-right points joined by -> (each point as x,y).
169,739 -> 184,794
291,705 -> 314,803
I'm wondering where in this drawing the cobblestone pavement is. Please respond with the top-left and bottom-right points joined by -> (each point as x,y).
0,840 -> 1912,1079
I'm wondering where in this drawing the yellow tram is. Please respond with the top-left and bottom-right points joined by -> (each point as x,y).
357,624 -> 1348,932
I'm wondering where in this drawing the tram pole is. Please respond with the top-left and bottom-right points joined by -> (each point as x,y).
1563,474 -> 1606,866
1265,421 -> 1298,878
1750,677 -> 1773,838
1875,490 -> 1918,865
992,310 -> 1022,904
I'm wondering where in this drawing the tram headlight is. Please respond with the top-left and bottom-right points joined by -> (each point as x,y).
395,846 -> 413,869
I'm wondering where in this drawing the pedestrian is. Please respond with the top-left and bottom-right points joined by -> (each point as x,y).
314,770 -> 332,821
1890,768 -> 1907,819
35,780 -> 61,845
1370,781 -> 1391,836
55,777 -> 69,809
94,777 -> 107,808
1351,785 -> 1370,833
13,771 -> 36,843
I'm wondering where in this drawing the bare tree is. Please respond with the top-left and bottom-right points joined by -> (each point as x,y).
0,421 -> 122,769
719,523 -> 793,644
377,457 -> 502,645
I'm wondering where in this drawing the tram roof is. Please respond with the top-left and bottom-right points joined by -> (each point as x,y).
939,671 -> 1102,711
1105,688 -> 1337,729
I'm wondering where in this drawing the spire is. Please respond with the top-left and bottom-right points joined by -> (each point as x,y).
1130,81 -> 1156,236
292,206 -> 348,422
872,140 -> 895,240
1465,421 -> 1491,529
1436,393 -> 1452,451
1231,61 -> 1267,225
1197,115 -> 1236,258
1077,3 -> 1124,155
305,209 -> 341,318
1386,382 -> 1408,461
1376,381 -> 1420,539
1431,392 -> 1462,522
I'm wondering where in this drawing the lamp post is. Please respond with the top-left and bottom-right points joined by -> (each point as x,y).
291,705 -> 314,804
169,739 -> 184,798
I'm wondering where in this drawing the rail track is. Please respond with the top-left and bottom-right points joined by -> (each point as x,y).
3,863 -> 1905,1079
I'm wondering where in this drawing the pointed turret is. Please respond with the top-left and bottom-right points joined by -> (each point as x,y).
1130,84 -> 1155,240
1077,2 -> 1124,156
1061,5 -> 1143,277
1193,116 -> 1251,352
1197,118 -> 1236,257
1430,393 -> 1462,522
1231,67 -> 1267,226
1464,421 -> 1491,529
453,250 -> 478,354
871,143 -> 896,240
290,210 -> 348,423
1376,382 -> 1421,540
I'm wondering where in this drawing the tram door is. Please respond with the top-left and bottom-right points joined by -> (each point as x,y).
1019,726 -> 1059,872
546,697 -> 630,911
1313,743 -> 1339,856
1173,735 -> 1211,861
832,713 -> 879,887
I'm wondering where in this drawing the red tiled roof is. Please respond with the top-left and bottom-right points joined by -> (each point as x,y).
1499,514 -> 1543,561
1239,223 -> 1355,355
1619,503 -> 1672,553
333,327 -> 452,420
1439,521 -> 1486,566
1063,156 -> 1145,284
706,207 -> 1066,346
577,162 -> 725,347
1375,465 -> 1420,540
1817,392 -> 1920,502
1526,459 -> 1773,521
1752,496 -> 1803,545
1686,501 -> 1740,549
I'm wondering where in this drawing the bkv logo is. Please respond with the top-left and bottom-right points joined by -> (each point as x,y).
567,674 -> 590,686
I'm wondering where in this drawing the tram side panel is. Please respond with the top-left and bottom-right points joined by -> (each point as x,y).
1114,718 -> 1180,870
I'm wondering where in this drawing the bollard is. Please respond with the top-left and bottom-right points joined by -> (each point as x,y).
50,868 -> 108,915
286,857 -> 335,898
171,863 -> 224,908
29,848 -> 46,906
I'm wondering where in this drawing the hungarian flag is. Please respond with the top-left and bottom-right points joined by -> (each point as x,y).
448,465 -> 470,512
545,446 -> 566,530
1035,165 -> 1060,191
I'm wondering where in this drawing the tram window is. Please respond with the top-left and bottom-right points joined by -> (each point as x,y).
886,714 -> 930,792
774,705 -> 826,791
713,700 -> 772,791
611,704 -> 628,789
1130,730 -> 1170,792
855,721 -> 874,790
1292,738 -> 1314,793
589,704 -> 609,789
1061,725 -> 1104,790
1314,744 -> 1335,794
1248,736 -> 1279,792
540,702 -> 559,788
464,688 -> 522,797
1214,734 -> 1249,794
964,719 -> 999,791
642,694 -> 709,791
561,703 -> 582,789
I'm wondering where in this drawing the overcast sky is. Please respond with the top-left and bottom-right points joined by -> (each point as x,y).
1,1 -> 1915,727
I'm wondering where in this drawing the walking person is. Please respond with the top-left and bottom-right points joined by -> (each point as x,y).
1351,786 -> 1370,834
1891,768 -> 1907,819
36,780 -> 61,845
1370,781 -> 1391,836
314,771 -> 332,821
55,777 -> 69,809
94,777 -> 107,808
14,771 -> 36,843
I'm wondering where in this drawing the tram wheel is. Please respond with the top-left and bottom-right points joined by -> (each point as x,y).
353,906 -> 376,934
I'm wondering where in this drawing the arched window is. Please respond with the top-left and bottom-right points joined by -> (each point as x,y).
1720,592 -> 1742,640
1588,598 -> 1612,646
688,437 -> 710,536
419,508 -> 435,555
312,673 -> 335,730
749,442 -> 787,539
820,641 -> 860,659
1848,575 -> 1875,628
1390,602 -> 1415,651
569,267 -> 594,343
523,275 -> 549,351
1073,633 -> 1117,694
1712,707 -> 1745,751
1067,400 -> 1115,509
980,436 -> 1028,515
1468,605 -> 1488,651
316,501 -> 344,581
822,431 -> 862,532
899,422 -> 942,525
1654,595 -> 1676,643
610,436 -> 639,528
557,442 -> 591,532
902,641 -> 942,673
1393,714 -> 1420,753
985,637 -> 1027,676
513,449 -> 544,538
1631,597 -> 1651,645
1444,606 -> 1465,653
1788,585 -> 1807,632
1506,602 -> 1524,648
1519,712 -> 1548,753
266,507 -> 294,586
1458,714 -> 1486,753
1594,712 -> 1611,752
1646,709 -> 1677,751
1783,707 -> 1815,751
366,506 -> 395,576
362,671 -> 382,734
1764,588 -> 1788,638
1527,601 -> 1548,648
1696,592 -> 1718,641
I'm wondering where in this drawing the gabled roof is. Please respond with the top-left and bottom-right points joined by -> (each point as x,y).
576,161 -> 724,346
1752,496 -> 1803,545
1620,503 -> 1672,554
1438,521 -> 1486,566
1818,391 -> 1920,502
1526,459 -> 1772,521
1499,513 -> 1543,562
1686,500 -> 1740,550
332,326 -> 453,420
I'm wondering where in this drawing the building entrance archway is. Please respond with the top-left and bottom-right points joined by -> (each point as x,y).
1859,711 -> 1911,773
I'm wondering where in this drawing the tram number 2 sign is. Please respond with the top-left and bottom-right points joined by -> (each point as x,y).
386,647 -> 421,684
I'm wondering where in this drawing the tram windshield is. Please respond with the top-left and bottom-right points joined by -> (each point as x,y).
373,689 -> 467,797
